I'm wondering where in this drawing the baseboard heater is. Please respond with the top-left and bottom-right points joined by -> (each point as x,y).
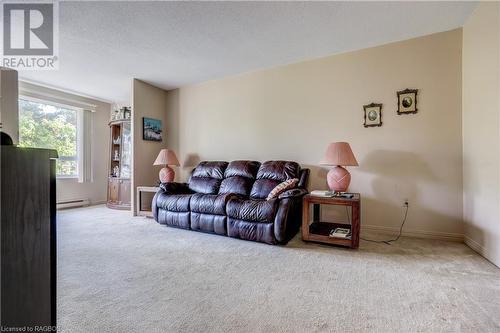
57,198 -> 90,210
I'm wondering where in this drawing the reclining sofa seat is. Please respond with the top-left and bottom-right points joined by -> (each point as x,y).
152,160 -> 309,245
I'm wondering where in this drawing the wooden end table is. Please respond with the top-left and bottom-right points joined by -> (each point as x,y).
136,186 -> 160,217
302,193 -> 361,248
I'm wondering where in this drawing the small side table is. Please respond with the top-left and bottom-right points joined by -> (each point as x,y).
302,193 -> 361,248
136,186 -> 160,218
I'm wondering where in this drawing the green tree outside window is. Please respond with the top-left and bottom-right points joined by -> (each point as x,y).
18,99 -> 78,177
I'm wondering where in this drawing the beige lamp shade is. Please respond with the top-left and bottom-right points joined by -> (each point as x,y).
153,149 -> 180,166
320,142 -> 358,166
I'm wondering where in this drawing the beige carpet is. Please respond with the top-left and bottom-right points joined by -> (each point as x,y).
57,205 -> 500,333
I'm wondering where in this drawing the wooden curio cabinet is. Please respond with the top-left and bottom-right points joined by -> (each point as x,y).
107,120 -> 131,210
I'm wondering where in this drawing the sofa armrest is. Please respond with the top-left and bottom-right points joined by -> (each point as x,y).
298,168 -> 310,189
278,188 -> 308,199
274,189 -> 307,243
274,198 -> 292,243
152,190 -> 161,221
159,182 -> 192,194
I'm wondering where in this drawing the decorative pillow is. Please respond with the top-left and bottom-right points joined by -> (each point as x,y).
266,178 -> 299,200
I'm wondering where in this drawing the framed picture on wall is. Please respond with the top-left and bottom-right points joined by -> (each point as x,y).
363,103 -> 383,127
397,88 -> 418,114
143,117 -> 162,142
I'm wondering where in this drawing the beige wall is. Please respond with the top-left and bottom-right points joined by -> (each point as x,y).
166,29 -> 464,239
131,79 -> 168,215
462,2 -> 500,267
0,67 -> 19,143
19,82 -> 111,205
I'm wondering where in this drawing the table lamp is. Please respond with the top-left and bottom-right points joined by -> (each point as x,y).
320,142 -> 358,193
153,149 -> 180,183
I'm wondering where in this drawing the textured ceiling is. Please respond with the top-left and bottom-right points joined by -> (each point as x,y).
19,1 -> 477,103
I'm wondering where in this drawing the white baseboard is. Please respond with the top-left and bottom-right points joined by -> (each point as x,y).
464,237 -> 500,268
57,199 -> 106,210
57,198 -> 90,210
362,224 -> 464,242
464,236 -> 486,256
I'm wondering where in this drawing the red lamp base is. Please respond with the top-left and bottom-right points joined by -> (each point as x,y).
327,166 -> 351,192
159,166 -> 175,183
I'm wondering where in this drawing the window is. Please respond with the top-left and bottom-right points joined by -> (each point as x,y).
18,98 -> 80,178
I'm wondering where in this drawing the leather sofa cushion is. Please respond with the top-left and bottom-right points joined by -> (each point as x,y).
156,193 -> 192,212
219,160 -> 260,196
189,161 -> 228,194
219,177 -> 254,196
226,198 -> 278,223
250,179 -> 280,199
256,161 -> 300,181
190,193 -> 232,215
224,160 -> 260,179
191,213 -> 226,235
227,218 -> 276,244
157,210 -> 190,229
250,161 -> 300,199
191,161 -> 228,179
189,177 -> 222,194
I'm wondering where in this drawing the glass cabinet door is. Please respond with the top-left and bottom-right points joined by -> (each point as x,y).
120,122 -> 131,178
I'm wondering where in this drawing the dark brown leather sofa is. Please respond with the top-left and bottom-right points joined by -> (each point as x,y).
152,160 -> 309,245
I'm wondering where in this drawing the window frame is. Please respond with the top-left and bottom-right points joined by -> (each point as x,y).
18,95 -> 82,179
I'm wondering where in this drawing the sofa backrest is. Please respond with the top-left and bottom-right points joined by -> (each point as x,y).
190,160 -> 304,198
188,161 -> 228,194
250,161 -> 300,199
218,160 -> 260,196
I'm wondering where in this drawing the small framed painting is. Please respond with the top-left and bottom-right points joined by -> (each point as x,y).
143,117 -> 162,142
397,89 -> 418,114
363,103 -> 383,128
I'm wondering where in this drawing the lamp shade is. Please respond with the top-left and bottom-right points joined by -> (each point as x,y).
320,142 -> 358,166
153,149 -> 180,166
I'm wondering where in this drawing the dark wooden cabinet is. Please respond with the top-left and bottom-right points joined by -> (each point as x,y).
1,146 -> 57,329
107,120 -> 131,210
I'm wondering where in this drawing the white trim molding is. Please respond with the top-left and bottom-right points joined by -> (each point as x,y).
19,79 -> 113,105
464,237 -> 500,268
464,236 -> 485,255
57,198 -> 90,210
20,87 -> 97,111
362,224 -> 464,242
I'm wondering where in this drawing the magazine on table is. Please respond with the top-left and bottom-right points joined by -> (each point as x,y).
310,190 -> 335,197
310,191 -> 354,199
329,227 -> 352,239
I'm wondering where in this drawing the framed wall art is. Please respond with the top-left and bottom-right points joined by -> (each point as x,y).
397,89 -> 418,114
363,103 -> 383,128
143,117 -> 162,142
